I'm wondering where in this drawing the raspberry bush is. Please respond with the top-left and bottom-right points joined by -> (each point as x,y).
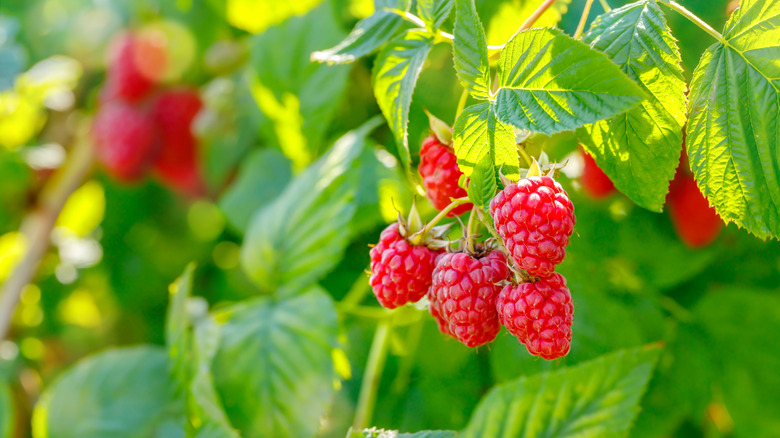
0,0 -> 779,437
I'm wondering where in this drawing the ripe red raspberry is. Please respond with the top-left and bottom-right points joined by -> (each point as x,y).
429,251 -> 509,347
369,223 -> 441,309
489,176 -> 575,277
428,288 -> 453,337
580,147 -> 615,199
419,135 -> 472,216
667,170 -> 721,248
497,273 -> 573,360
150,88 -> 205,196
92,101 -> 157,182
105,32 -> 167,102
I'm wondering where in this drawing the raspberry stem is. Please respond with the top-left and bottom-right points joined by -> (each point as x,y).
419,196 -> 470,237
353,321 -> 392,430
465,207 -> 479,254
573,0 -> 595,40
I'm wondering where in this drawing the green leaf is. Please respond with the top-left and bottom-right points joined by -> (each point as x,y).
249,3 -> 351,164
219,148 -> 293,235
695,289 -> 780,436
32,346 -> 184,438
462,346 -> 661,438
453,0 -> 491,100
166,263 -> 196,398
453,102 -> 518,179
311,0 -> 412,64
578,0 -> 687,212
372,29 -> 433,174
685,0 -> 780,239
494,28 -> 645,135
417,0 -> 455,31
212,288 -> 339,438
0,379 -> 12,438
240,119 -> 380,294
466,153 -> 497,208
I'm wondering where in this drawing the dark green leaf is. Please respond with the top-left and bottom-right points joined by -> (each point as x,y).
495,28 -> 645,135
372,29 -> 433,174
32,347 -> 184,438
466,153 -> 497,208
453,102 -> 518,179
417,0 -> 455,31
578,0 -> 687,212
212,288 -> 339,438
695,289 -> 780,436
684,0 -> 780,239
453,0 -> 491,100
0,379 -> 12,438
311,0 -> 412,64
250,3 -> 350,161
462,346 -> 661,438
240,119 -> 379,294
219,148 -> 293,235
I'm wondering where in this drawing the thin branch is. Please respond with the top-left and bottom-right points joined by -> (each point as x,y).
574,0 -> 596,39
0,137 -> 94,340
352,321 -> 392,430
488,0 -> 559,59
659,0 -> 723,41
598,0 -> 611,13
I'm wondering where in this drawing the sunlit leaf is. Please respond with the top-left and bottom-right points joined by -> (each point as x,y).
453,0 -> 491,100
417,0 -> 455,32
453,102 -> 518,179
685,0 -> 780,239
495,28 -> 645,135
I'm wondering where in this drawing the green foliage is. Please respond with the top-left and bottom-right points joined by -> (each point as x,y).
0,380 -> 12,438
219,148 -> 293,235
452,102 -> 517,179
240,119 -> 378,295
312,0 -> 412,64
32,347 -> 184,438
685,0 -> 780,239
0,15 -> 26,91
578,0 -> 687,212
495,28 -> 645,135
417,0 -> 454,32
462,346 -> 661,438
212,287 -> 339,438
466,153 -> 497,208
372,29 -> 433,173
166,263 -> 195,398
452,0 -> 491,100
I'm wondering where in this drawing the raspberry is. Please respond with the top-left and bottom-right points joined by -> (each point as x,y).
429,251 -> 509,347
489,176 -> 575,277
580,147 -> 615,199
497,273 -> 573,360
105,32 -> 166,102
419,135 -> 472,216
369,223 -> 441,309
92,101 -> 157,182
150,88 -> 205,196
667,170 -> 721,248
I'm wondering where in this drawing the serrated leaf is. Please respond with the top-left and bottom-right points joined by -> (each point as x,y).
453,0 -> 491,100
417,0 -> 454,32
219,148 -> 292,235
494,28 -> 645,135
694,289 -> 780,436
212,288 -> 338,438
372,29 -> 433,173
578,0 -> 687,212
453,102 -> 518,179
166,263 -> 196,398
240,120 -> 380,295
461,346 -> 661,438
0,379 -> 12,438
312,0 -> 412,64
467,153 -> 497,208
685,0 -> 780,239
32,347 -> 184,438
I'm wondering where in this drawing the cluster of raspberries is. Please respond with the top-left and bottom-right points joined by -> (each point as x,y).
91,31 -> 204,196
369,134 -> 576,360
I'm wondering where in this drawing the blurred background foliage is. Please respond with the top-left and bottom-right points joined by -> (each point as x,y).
0,0 -> 778,437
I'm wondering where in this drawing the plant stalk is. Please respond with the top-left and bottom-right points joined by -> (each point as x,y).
352,321 -> 392,431
488,0 -> 559,59
660,0 -> 723,41
465,207 -> 479,254
574,0 -> 595,39
0,137 -> 94,340
419,197 -> 471,235
598,0 -> 611,13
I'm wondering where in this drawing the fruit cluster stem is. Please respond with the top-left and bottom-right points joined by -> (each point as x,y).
420,197 -> 470,236
0,137 -> 94,340
352,320 -> 392,431
465,207 -> 479,254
